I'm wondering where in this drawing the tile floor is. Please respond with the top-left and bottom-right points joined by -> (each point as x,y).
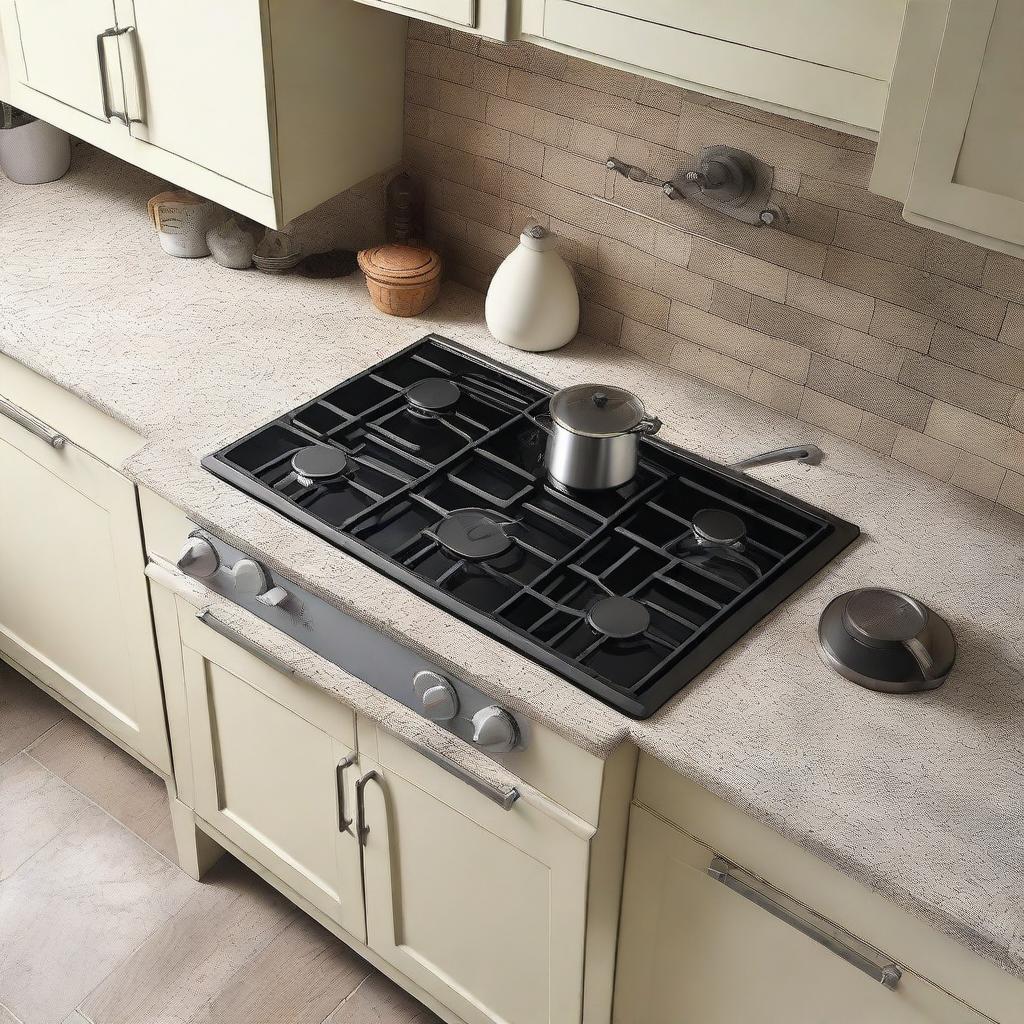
0,660 -> 442,1024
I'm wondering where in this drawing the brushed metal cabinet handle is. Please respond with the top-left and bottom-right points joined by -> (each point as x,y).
708,857 -> 902,989
118,26 -> 145,125
195,609 -> 294,677
335,754 -> 357,834
405,737 -> 519,810
96,27 -> 130,124
0,395 -> 65,449
355,770 -> 380,847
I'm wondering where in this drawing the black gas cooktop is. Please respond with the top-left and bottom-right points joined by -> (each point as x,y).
203,335 -> 858,718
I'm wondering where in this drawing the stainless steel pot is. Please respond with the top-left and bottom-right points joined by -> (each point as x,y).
533,384 -> 661,490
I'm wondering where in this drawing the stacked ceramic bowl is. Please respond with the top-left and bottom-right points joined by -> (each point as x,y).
253,229 -> 303,274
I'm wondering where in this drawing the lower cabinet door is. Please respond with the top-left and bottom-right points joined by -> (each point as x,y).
614,806 -> 991,1024
358,732 -> 590,1024
0,406 -> 170,773
178,602 -> 365,941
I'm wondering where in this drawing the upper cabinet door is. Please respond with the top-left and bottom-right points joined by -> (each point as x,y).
350,0 -> 510,40
1,0 -> 125,121
903,0 -> 1024,250
535,0 -> 905,131
113,0 -> 274,195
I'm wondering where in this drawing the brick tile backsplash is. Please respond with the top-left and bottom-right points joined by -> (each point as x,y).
405,26 -> 1024,516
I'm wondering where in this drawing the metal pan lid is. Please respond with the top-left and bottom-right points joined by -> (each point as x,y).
549,384 -> 647,437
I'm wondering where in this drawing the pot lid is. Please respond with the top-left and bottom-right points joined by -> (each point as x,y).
357,243 -> 441,283
549,384 -> 647,436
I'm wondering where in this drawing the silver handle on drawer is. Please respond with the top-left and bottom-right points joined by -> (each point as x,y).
405,737 -> 519,810
195,609 -> 295,677
96,27 -> 130,124
708,857 -> 902,989
335,754 -> 357,834
0,395 -> 66,449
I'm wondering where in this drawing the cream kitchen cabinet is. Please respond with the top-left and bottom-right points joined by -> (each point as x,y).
175,599 -> 367,940
872,0 -> 1024,257
142,522 -> 633,1024
0,356 -> 170,775
357,725 -> 593,1024
616,756 -> 1022,1024
350,0 -> 509,40
0,0 -> 405,227
520,0 -> 906,133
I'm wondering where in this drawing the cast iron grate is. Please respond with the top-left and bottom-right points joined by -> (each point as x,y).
203,335 -> 859,718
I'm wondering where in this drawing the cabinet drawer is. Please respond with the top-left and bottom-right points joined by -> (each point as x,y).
634,756 -> 1021,1022
615,806 -> 991,1023
540,0 -> 897,130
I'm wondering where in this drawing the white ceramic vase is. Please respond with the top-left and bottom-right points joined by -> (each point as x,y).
0,118 -> 71,184
485,226 -> 579,352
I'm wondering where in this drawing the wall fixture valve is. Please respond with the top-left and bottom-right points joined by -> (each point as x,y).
606,144 -> 788,229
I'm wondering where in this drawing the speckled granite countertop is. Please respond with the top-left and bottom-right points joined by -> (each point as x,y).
2,148 -> 1022,980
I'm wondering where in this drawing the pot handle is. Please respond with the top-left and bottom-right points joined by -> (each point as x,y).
523,410 -> 554,435
634,415 -> 662,436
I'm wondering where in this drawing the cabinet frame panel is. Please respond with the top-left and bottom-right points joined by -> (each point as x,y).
902,0 -> 1024,244
0,414 -> 170,773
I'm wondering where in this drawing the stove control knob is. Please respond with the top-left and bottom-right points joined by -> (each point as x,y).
231,558 -> 272,598
176,536 -> 219,579
471,706 -> 519,753
413,670 -> 459,722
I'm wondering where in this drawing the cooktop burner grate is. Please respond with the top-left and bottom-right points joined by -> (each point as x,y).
203,335 -> 859,718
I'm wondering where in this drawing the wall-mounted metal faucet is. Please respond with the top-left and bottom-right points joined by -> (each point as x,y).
607,144 -> 788,228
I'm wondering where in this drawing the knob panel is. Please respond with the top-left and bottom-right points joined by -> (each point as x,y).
176,536 -> 219,579
471,706 -> 519,753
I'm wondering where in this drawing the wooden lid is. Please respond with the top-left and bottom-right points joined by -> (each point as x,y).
358,243 -> 441,285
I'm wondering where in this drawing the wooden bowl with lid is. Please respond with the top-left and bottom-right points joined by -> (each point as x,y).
357,242 -> 442,317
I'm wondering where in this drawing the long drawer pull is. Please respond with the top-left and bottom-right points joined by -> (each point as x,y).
405,737 -> 519,810
195,609 -> 295,677
708,857 -> 902,990
0,395 -> 65,449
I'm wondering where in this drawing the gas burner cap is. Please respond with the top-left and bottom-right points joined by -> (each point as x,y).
692,508 -> 746,547
435,508 -> 513,561
291,445 -> 349,486
587,596 -> 651,639
407,377 -> 461,416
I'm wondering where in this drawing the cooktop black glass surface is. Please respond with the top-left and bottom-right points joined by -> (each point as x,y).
203,335 -> 859,718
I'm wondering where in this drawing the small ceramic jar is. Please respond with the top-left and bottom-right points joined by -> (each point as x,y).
357,242 -> 442,317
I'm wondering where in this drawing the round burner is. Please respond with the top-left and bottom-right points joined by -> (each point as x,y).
291,445 -> 349,487
586,596 -> 651,639
691,508 -> 746,547
407,377 -> 461,416
435,508 -> 514,561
